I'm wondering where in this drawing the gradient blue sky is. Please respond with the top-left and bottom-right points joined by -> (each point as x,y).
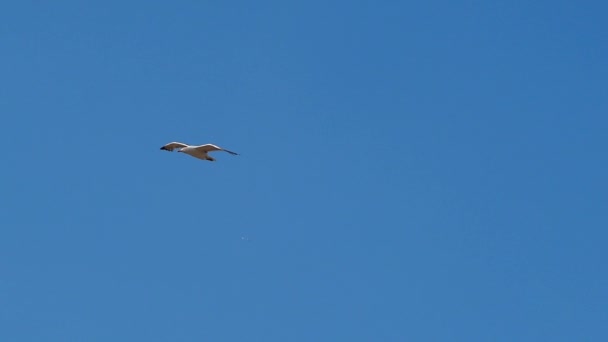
1,1 -> 607,341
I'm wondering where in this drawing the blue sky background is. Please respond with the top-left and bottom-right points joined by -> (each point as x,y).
1,0 -> 607,341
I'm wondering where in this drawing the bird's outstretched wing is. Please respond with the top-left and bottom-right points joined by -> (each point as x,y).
160,142 -> 189,151
195,144 -> 239,155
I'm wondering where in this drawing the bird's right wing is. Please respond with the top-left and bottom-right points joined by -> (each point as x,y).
160,142 -> 188,151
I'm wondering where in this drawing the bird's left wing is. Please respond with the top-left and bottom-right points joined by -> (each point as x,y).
195,144 -> 239,155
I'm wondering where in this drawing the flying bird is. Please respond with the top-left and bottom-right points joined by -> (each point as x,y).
160,142 -> 239,162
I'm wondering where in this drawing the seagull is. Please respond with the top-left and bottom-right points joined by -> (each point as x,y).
160,142 -> 239,162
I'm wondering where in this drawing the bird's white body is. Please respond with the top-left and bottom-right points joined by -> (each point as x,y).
160,142 -> 238,162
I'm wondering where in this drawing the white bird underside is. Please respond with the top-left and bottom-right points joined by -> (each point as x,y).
160,142 -> 239,162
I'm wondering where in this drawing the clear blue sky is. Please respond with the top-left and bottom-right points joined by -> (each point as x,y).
1,0 -> 607,341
